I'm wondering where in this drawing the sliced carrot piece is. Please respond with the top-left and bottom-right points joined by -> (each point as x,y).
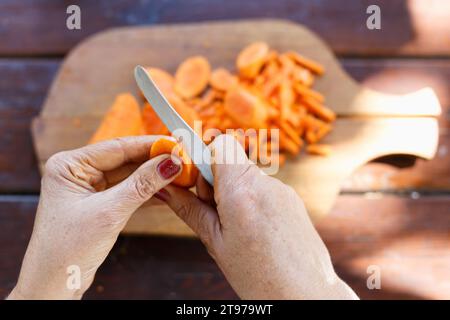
144,67 -> 175,98
210,68 -> 238,91
236,42 -> 269,79
280,121 -> 302,146
142,102 -> 169,135
174,56 -> 211,99
306,144 -> 331,156
149,138 -> 199,188
89,93 -> 143,144
302,97 -> 336,122
286,51 -> 325,75
224,87 -> 268,128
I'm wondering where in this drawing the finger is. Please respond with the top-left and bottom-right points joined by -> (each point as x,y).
208,134 -> 253,189
196,174 -> 215,206
102,154 -> 182,212
162,185 -> 221,248
73,135 -> 175,172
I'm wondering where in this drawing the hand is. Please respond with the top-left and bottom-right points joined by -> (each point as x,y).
8,136 -> 182,299
159,134 -> 358,300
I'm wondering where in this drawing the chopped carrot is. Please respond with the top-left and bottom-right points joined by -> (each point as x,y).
286,51 -> 325,75
142,102 -> 169,135
210,68 -> 238,91
237,42 -> 269,79
89,93 -> 143,144
144,67 -> 175,98
149,138 -> 199,187
168,95 -> 200,129
306,144 -> 331,156
293,82 -> 325,103
92,42 -> 335,168
302,97 -> 336,122
175,56 -> 211,99
224,87 -> 268,128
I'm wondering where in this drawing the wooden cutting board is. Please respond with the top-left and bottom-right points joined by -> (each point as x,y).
32,20 -> 441,236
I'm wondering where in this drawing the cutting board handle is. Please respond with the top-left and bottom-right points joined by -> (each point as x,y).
350,87 -> 441,117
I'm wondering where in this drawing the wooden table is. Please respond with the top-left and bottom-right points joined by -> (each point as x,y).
0,0 -> 449,299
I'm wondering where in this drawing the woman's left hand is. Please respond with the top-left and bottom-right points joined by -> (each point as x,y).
8,136 -> 182,299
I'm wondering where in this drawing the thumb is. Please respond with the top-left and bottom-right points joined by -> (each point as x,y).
209,134 -> 257,192
103,154 -> 182,213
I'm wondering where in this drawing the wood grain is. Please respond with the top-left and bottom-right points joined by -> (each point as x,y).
32,21 -> 443,230
0,0 -> 449,57
1,195 -> 448,299
0,57 -> 448,193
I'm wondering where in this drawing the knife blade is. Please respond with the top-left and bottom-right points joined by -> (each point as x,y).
134,65 -> 214,186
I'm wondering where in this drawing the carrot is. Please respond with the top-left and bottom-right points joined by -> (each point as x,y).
237,42 -> 269,79
144,67 -> 175,98
149,138 -> 199,187
279,131 -> 302,155
210,68 -> 238,91
168,95 -> 200,129
292,66 -> 314,87
306,144 -> 331,156
89,93 -> 143,144
286,51 -> 325,75
279,79 -> 295,120
280,121 -> 302,146
224,87 -> 268,128
293,82 -> 325,103
302,97 -> 336,122
142,102 -> 169,135
174,56 -> 211,99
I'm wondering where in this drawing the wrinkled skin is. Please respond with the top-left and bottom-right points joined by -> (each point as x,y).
8,134 -> 357,300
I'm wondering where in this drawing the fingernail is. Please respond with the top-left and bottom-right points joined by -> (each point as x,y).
154,188 -> 170,202
157,157 -> 181,180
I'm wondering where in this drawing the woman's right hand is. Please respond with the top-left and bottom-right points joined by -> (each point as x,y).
159,134 -> 358,300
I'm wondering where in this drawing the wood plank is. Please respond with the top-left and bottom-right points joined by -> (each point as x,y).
1,195 -> 448,299
0,58 -> 448,193
0,1 -> 448,57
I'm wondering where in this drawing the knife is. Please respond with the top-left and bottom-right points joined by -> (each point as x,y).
134,65 -> 214,186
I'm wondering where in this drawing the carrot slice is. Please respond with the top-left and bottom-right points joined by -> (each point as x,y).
89,93 -> 143,144
306,144 -> 331,156
286,51 -> 325,75
149,138 -> 199,188
237,42 -> 269,79
145,67 -> 175,98
224,87 -> 268,128
175,56 -> 211,99
210,68 -> 238,91
142,102 -> 169,135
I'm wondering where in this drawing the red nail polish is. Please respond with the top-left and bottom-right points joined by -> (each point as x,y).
154,188 -> 170,202
157,157 -> 181,180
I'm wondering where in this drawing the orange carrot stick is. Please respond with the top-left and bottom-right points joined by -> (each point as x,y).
89,93 -> 143,144
286,51 -> 325,75
293,82 -> 325,104
302,97 -> 336,122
